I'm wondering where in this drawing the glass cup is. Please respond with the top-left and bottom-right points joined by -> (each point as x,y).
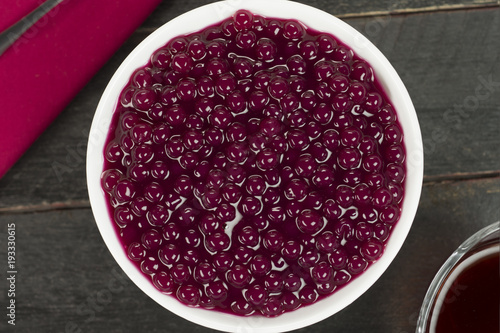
416,221 -> 500,333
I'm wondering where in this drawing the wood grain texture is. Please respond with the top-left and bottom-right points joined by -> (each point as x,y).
1,177 -> 498,332
348,8 -> 500,177
295,0 -> 500,17
140,0 -> 500,25
0,6 -> 498,210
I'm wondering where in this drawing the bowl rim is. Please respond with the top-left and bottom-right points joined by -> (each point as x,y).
86,1 -> 424,332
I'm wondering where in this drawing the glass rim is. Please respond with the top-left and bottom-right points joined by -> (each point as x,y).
415,221 -> 500,332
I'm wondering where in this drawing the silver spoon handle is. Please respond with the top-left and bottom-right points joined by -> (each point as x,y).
0,0 -> 65,56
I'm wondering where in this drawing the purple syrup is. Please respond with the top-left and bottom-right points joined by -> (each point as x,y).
435,250 -> 500,333
101,9 -> 406,317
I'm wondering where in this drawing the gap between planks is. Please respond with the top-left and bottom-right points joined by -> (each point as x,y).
423,170 -> 500,185
1,172 -> 499,214
0,199 -> 91,215
337,1 -> 500,19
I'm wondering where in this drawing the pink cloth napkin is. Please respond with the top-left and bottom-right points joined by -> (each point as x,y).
0,0 -> 161,179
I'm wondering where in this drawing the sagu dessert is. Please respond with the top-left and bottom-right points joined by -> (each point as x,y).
101,10 -> 406,317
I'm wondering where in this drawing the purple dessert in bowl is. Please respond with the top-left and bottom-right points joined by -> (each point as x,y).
87,1 -> 423,331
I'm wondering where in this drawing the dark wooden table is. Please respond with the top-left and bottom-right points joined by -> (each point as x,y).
1,1 -> 499,332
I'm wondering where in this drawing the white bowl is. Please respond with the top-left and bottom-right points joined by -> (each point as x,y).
87,1 -> 424,332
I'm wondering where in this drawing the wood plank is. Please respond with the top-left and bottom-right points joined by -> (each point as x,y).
140,0 -> 500,26
298,0 -> 500,17
347,8 -> 500,178
0,8 -> 499,210
0,177 -> 498,332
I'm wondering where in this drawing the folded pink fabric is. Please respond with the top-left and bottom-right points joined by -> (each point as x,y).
0,0 -> 161,178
